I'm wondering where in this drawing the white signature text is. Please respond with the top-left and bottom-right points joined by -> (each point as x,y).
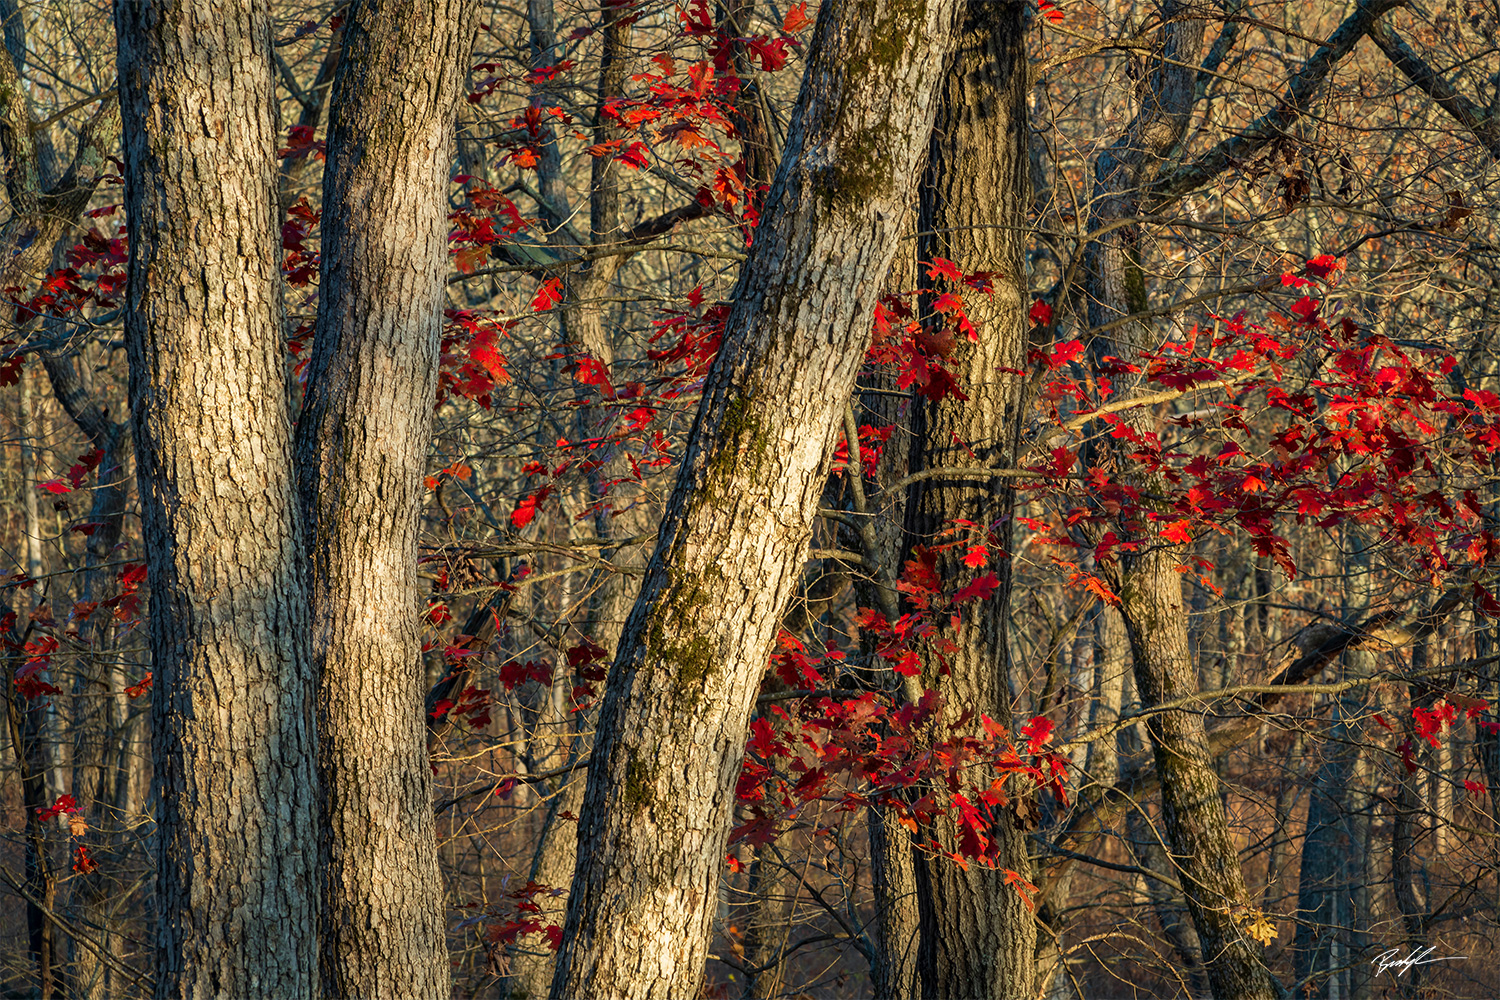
1373,946 -> 1466,977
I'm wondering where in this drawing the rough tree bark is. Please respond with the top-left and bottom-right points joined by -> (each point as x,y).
1081,5 -> 1277,998
548,3 -> 965,997
293,0 -> 476,996
901,6 -> 1036,999
116,1 -> 318,995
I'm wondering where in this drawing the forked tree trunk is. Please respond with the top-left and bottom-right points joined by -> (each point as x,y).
294,1 -> 476,995
549,3 -> 965,997
902,6 -> 1036,998
116,1 -> 318,994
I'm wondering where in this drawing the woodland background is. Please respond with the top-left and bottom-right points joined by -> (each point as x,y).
1,0 -> 1499,998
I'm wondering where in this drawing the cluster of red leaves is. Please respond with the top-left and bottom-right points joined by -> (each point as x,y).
471,880 -> 565,958
281,197 -> 321,289
830,423 -> 894,479
438,308 -> 513,409
449,179 -> 530,276
5,563 -> 148,703
1022,258 -> 1500,597
1372,700 -> 1492,797
4,223 -> 128,386
33,793 -> 98,872
35,447 -> 104,497
731,686 -> 1065,894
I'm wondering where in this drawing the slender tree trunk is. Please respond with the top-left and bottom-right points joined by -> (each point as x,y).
1292,697 -> 1364,1000
856,204 -> 922,1000
294,1 -> 476,996
116,2 -> 318,995
1082,7 -> 1276,998
868,803 -> 922,999
1128,806 -> 1210,998
1088,605 -> 1128,788
549,4 -> 964,996
6,620 -> 56,999
14,369 -> 57,999
902,7 -> 1037,998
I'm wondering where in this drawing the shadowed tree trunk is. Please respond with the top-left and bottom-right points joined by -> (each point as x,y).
854,205 -> 923,1000
548,3 -> 965,996
902,6 -> 1037,998
116,1 -> 318,994
294,0 -> 477,995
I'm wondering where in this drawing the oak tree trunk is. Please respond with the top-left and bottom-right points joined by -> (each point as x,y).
549,3 -> 965,996
903,6 -> 1037,999
116,2 -> 318,994
294,1 -> 476,995
1082,7 -> 1277,998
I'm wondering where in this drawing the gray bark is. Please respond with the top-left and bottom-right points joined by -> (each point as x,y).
1081,7 -> 1277,997
116,1 -> 318,994
294,1 -> 477,996
549,3 -> 965,996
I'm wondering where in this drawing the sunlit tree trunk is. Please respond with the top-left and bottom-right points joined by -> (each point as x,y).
1082,6 -> 1277,997
294,0 -> 476,995
116,1 -> 318,994
549,3 -> 964,996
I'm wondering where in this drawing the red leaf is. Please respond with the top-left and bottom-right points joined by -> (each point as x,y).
38,480 -> 71,495
893,650 -> 921,677
572,355 -> 616,399
1004,868 -> 1039,911
782,0 -> 811,32
952,572 -> 999,604
926,257 -> 964,283
1159,520 -> 1192,545
511,486 -> 551,528
1028,300 -> 1053,326
1305,255 -> 1345,280
38,794 -> 79,821
531,277 -> 564,312
1477,583 -> 1500,618
1020,716 -> 1055,755
1046,339 -> 1082,369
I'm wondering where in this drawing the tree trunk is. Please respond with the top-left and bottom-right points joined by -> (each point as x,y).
902,7 -> 1036,999
549,3 -> 964,996
116,2 -> 318,994
1088,605 -> 1128,788
1082,7 -> 1276,998
1292,698 -> 1365,1000
293,1 -> 476,996
854,203 -> 922,1000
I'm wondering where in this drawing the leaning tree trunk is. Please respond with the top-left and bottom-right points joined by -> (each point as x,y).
901,7 -> 1037,999
293,1 -> 477,996
548,3 -> 965,997
116,1 -> 318,995
1082,6 -> 1277,999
